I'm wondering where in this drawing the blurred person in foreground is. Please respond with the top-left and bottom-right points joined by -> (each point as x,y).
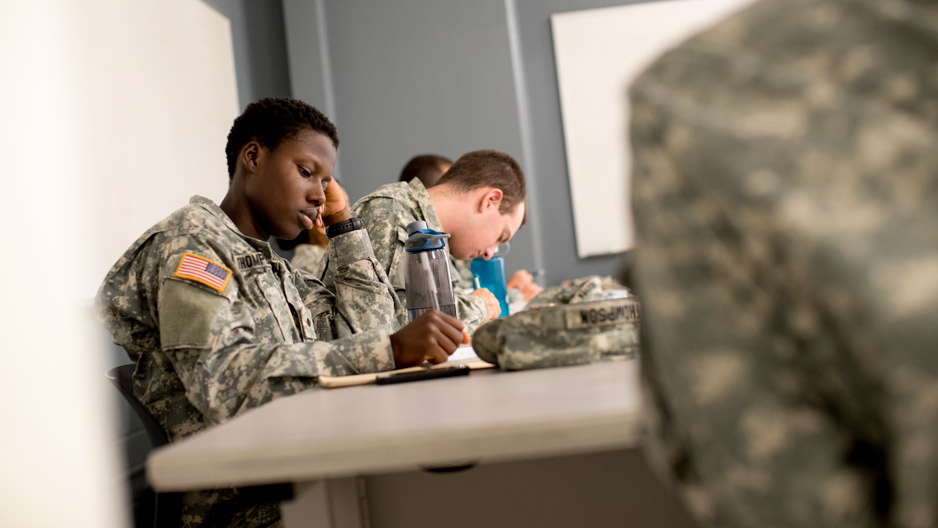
630,0 -> 938,527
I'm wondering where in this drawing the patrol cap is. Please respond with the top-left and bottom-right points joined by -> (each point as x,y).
527,275 -> 631,308
471,297 -> 640,370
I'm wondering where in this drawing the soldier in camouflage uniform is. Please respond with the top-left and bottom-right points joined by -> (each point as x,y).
320,150 -> 529,333
97,98 -> 467,527
629,0 -> 938,526
395,153 -> 478,298
395,152 -> 543,307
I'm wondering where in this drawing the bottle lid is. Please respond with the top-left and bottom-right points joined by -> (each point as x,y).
404,221 -> 451,252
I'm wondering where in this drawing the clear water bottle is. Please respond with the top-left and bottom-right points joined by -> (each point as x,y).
403,220 -> 457,321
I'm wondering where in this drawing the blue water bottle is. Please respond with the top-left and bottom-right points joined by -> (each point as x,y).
470,243 -> 510,318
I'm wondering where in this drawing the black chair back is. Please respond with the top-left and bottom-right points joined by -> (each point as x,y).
106,363 -> 180,528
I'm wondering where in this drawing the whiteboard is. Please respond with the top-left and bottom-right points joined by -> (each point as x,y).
551,0 -> 756,258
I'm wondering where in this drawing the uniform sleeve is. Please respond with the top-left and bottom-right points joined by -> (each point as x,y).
354,197 -> 407,287
354,197 -> 416,328
455,291 -> 488,334
450,258 -> 476,291
291,244 -> 326,276
154,233 -> 395,426
300,227 -> 405,337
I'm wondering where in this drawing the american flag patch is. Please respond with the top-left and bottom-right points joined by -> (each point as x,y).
173,253 -> 232,293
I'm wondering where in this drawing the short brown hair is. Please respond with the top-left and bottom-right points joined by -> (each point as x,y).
398,154 -> 453,187
436,150 -> 526,216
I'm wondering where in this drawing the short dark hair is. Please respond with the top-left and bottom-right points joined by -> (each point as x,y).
436,150 -> 526,215
225,98 -> 339,178
398,154 -> 453,187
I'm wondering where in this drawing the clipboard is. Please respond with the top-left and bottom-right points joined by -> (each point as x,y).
319,358 -> 494,389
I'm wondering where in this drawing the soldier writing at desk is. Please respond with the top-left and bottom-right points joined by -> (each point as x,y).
96,98 -> 467,527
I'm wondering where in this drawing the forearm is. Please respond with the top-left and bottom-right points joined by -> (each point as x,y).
165,328 -> 394,424
325,228 -> 403,333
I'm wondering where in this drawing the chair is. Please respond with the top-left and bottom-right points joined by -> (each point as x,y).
106,365 -> 293,528
106,364 -> 181,528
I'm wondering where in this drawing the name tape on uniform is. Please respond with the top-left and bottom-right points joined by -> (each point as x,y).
235,251 -> 267,272
564,301 -> 640,330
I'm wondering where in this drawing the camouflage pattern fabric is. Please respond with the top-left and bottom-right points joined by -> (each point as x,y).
96,196 -> 399,527
450,257 -> 475,291
630,0 -> 938,526
526,275 -> 631,308
471,298 -> 640,370
321,178 -> 490,331
291,243 -> 327,277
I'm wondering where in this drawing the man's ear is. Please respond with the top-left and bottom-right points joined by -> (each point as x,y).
240,141 -> 262,174
477,188 -> 504,213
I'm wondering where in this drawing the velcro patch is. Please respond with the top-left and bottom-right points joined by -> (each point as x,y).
564,302 -> 640,330
173,252 -> 231,293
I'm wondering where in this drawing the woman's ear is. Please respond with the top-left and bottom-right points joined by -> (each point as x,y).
240,141 -> 261,174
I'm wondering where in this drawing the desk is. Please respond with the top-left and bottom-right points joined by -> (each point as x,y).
147,361 -> 695,527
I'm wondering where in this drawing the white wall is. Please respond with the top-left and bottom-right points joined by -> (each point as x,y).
0,0 -> 238,525
85,0 -> 239,295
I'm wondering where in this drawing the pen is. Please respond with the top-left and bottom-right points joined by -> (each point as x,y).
375,365 -> 470,385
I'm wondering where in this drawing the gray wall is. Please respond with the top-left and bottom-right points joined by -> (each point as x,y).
202,0 -> 293,109
514,0 -> 643,284
283,0 -> 638,285
203,0 -> 637,284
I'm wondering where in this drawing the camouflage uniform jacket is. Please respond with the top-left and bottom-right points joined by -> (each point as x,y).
322,179 -> 489,331
451,256 -> 475,291
630,0 -> 938,527
291,243 -> 327,277
96,196 -> 398,527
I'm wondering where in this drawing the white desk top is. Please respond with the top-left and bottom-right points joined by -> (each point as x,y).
147,360 -> 641,492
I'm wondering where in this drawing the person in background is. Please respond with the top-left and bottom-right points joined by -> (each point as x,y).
396,154 -> 477,292
398,153 -> 452,187
397,153 -> 544,308
321,150 -> 528,333
629,0 -> 938,527
96,98 -> 467,527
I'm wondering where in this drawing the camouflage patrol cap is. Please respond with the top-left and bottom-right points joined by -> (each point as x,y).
471,298 -> 640,370
527,275 -> 631,308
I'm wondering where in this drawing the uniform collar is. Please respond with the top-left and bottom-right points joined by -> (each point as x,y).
189,195 -> 275,257
406,179 -> 445,233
